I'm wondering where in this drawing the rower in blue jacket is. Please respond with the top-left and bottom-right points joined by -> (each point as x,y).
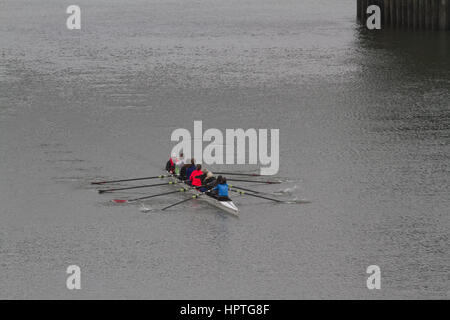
212,177 -> 230,201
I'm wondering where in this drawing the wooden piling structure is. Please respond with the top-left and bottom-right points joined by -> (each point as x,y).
407,0 -> 414,27
440,0 -> 449,30
418,0 -> 425,28
412,0 -> 419,30
384,0 -> 391,26
390,0 -> 396,26
395,0 -> 402,28
357,0 -> 450,30
425,0 -> 431,29
402,0 -> 407,28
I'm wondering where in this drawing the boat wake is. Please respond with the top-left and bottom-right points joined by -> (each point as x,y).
274,185 -> 298,195
139,203 -> 153,213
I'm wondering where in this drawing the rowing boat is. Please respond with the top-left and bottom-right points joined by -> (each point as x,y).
167,174 -> 239,216
95,170 -> 299,214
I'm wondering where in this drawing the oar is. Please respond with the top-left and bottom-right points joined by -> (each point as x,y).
214,172 -> 262,177
230,189 -> 283,202
230,188 -> 310,204
91,175 -> 170,185
227,178 -> 281,184
113,188 -> 188,203
98,181 -> 178,194
228,184 -> 261,194
161,194 -> 203,211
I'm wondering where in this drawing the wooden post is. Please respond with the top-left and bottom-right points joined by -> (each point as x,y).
425,0 -> 431,29
407,0 -> 413,28
418,0 -> 425,28
412,0 -> 418,29
361,0 -> 367,24
404,0 -> 410,27
385,0 -> 392,27
357,0 -> 362,21
439,0 -> 449,30
379,0 -> 384,25
433,0 -> 441,30
400,0 -> 405,27
431,0 -> 438,29
396,0 -> 402,27
391,0 -> 397,26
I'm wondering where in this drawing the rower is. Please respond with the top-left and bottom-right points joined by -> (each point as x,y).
175,152 -> 185,175
165,153 -> 176,174
189,164 -> 203,188
211,177 -> 231,201
184,158 -> 196,182
200,170 -> 215,186
208,175 -> 222,196
198,169 -> 215,192
179,163 -> 190,180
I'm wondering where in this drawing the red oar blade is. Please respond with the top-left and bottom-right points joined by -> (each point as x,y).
113,199 -> 128,203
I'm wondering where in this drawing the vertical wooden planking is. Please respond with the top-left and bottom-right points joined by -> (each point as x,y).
407,0 -> 413,28
357,0 -> 449,30
440,0 -> 450,30
391,0 -> 397,26
357,0 -> 362,22
403,0 -> 408,28
396,0 -> 402,27
430,0 -> 435,29
412,0 -> 419,29
361,0 -> 368,25
418,0 -> 425,28
384,0 -> 392,27
432,0 -> 439,30
425,0 -> 431,29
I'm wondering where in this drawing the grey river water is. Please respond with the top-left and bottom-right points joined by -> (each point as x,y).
0,0 -> 449,299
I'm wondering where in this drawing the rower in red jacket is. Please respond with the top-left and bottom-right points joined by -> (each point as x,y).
165,153 -> 176,174
189,164 -> 204,187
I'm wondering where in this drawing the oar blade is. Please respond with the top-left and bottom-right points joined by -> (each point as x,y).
113,199 -> 128,203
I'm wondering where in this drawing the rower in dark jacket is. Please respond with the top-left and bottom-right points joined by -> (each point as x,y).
198,170 -> 216,192
165,153 -> 176,174
184,158 -> 196,183
179,163 -> 190,180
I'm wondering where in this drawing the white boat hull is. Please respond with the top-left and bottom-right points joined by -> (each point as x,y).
169,176 -> 239,216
